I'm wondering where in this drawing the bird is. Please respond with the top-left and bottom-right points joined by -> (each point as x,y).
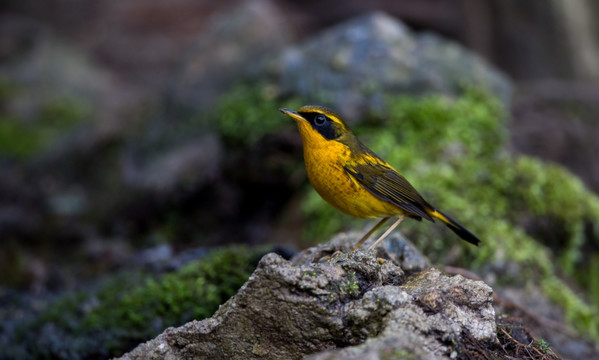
279,105 -> 480,250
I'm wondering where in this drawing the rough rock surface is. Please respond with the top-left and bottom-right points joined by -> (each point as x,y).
277,12 -> 512,122
118,244 -> 495,359
292,231 -> 431,274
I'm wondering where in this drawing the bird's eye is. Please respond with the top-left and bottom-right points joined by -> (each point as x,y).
314,114 -> 326,125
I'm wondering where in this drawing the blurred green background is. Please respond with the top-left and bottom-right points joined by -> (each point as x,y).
1,0 -> 599,359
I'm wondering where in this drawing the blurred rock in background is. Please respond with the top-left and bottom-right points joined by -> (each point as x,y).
1,0 -> 599,358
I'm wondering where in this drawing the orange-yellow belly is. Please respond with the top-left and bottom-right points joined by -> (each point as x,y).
303,142 -> 403,219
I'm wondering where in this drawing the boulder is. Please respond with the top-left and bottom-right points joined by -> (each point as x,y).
118,241 -> 495,359
167,0 -> 289,114
291,231 -> 431,274
123,0 -> 289,192
277,12 -> 512,122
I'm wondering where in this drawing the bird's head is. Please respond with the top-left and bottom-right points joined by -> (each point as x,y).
279,105 -> 354,149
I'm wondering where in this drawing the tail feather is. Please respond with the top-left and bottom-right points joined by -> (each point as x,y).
427,209 -> 481,246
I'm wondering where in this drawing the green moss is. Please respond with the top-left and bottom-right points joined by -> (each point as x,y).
39,98 -> 91,128
215,83 -> 302,146
0,97 -> 91,160
0,78 -> 17,103
533,338 -> 552,354
81,247 -> 256,332
5,246 -> 264,359
0,117 -> 47,159
383,349 -> 417,360
340,271 -> 360,297
299,89 -> 599,339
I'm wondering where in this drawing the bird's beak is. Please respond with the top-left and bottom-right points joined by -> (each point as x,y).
279,108 -> 307,123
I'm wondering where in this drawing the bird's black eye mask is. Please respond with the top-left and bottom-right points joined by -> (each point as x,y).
298,112 -> 342,140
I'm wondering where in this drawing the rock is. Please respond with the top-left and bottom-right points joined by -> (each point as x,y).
0,16 -> 127,125
381,231 -> 431,273
122,133 -> 222,192
123,0 -> 288,192
167,0 -> 289,115
291,231 -> 430,274
118,242 -> 496,359
277,12 -> 512,122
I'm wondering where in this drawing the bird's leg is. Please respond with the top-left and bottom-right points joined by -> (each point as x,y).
367,216 -> 404,250
352,217 -> 390,250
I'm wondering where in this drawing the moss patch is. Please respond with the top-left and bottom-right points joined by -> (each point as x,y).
1,246 -> 264,359
299,89 -> 599,339
0,91 -> 91,160
215,83 -> 302,146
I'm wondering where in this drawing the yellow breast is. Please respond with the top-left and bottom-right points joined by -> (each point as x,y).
296,119 -> 402,219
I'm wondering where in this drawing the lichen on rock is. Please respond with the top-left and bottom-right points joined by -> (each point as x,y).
119,238 -> 496,360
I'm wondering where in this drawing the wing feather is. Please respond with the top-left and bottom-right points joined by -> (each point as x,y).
344,150 -> 433,221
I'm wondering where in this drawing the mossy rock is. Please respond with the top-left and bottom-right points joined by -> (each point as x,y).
295,88 -> 599,340
0,80 -> 91,160
214,83 -> 303,146
0,246 -> 265,359
208,85 -> 599,341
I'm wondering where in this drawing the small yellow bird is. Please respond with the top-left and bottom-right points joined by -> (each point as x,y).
280,105 -> 480,249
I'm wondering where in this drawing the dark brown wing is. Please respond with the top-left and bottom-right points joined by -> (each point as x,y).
343,149 -> 434,221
